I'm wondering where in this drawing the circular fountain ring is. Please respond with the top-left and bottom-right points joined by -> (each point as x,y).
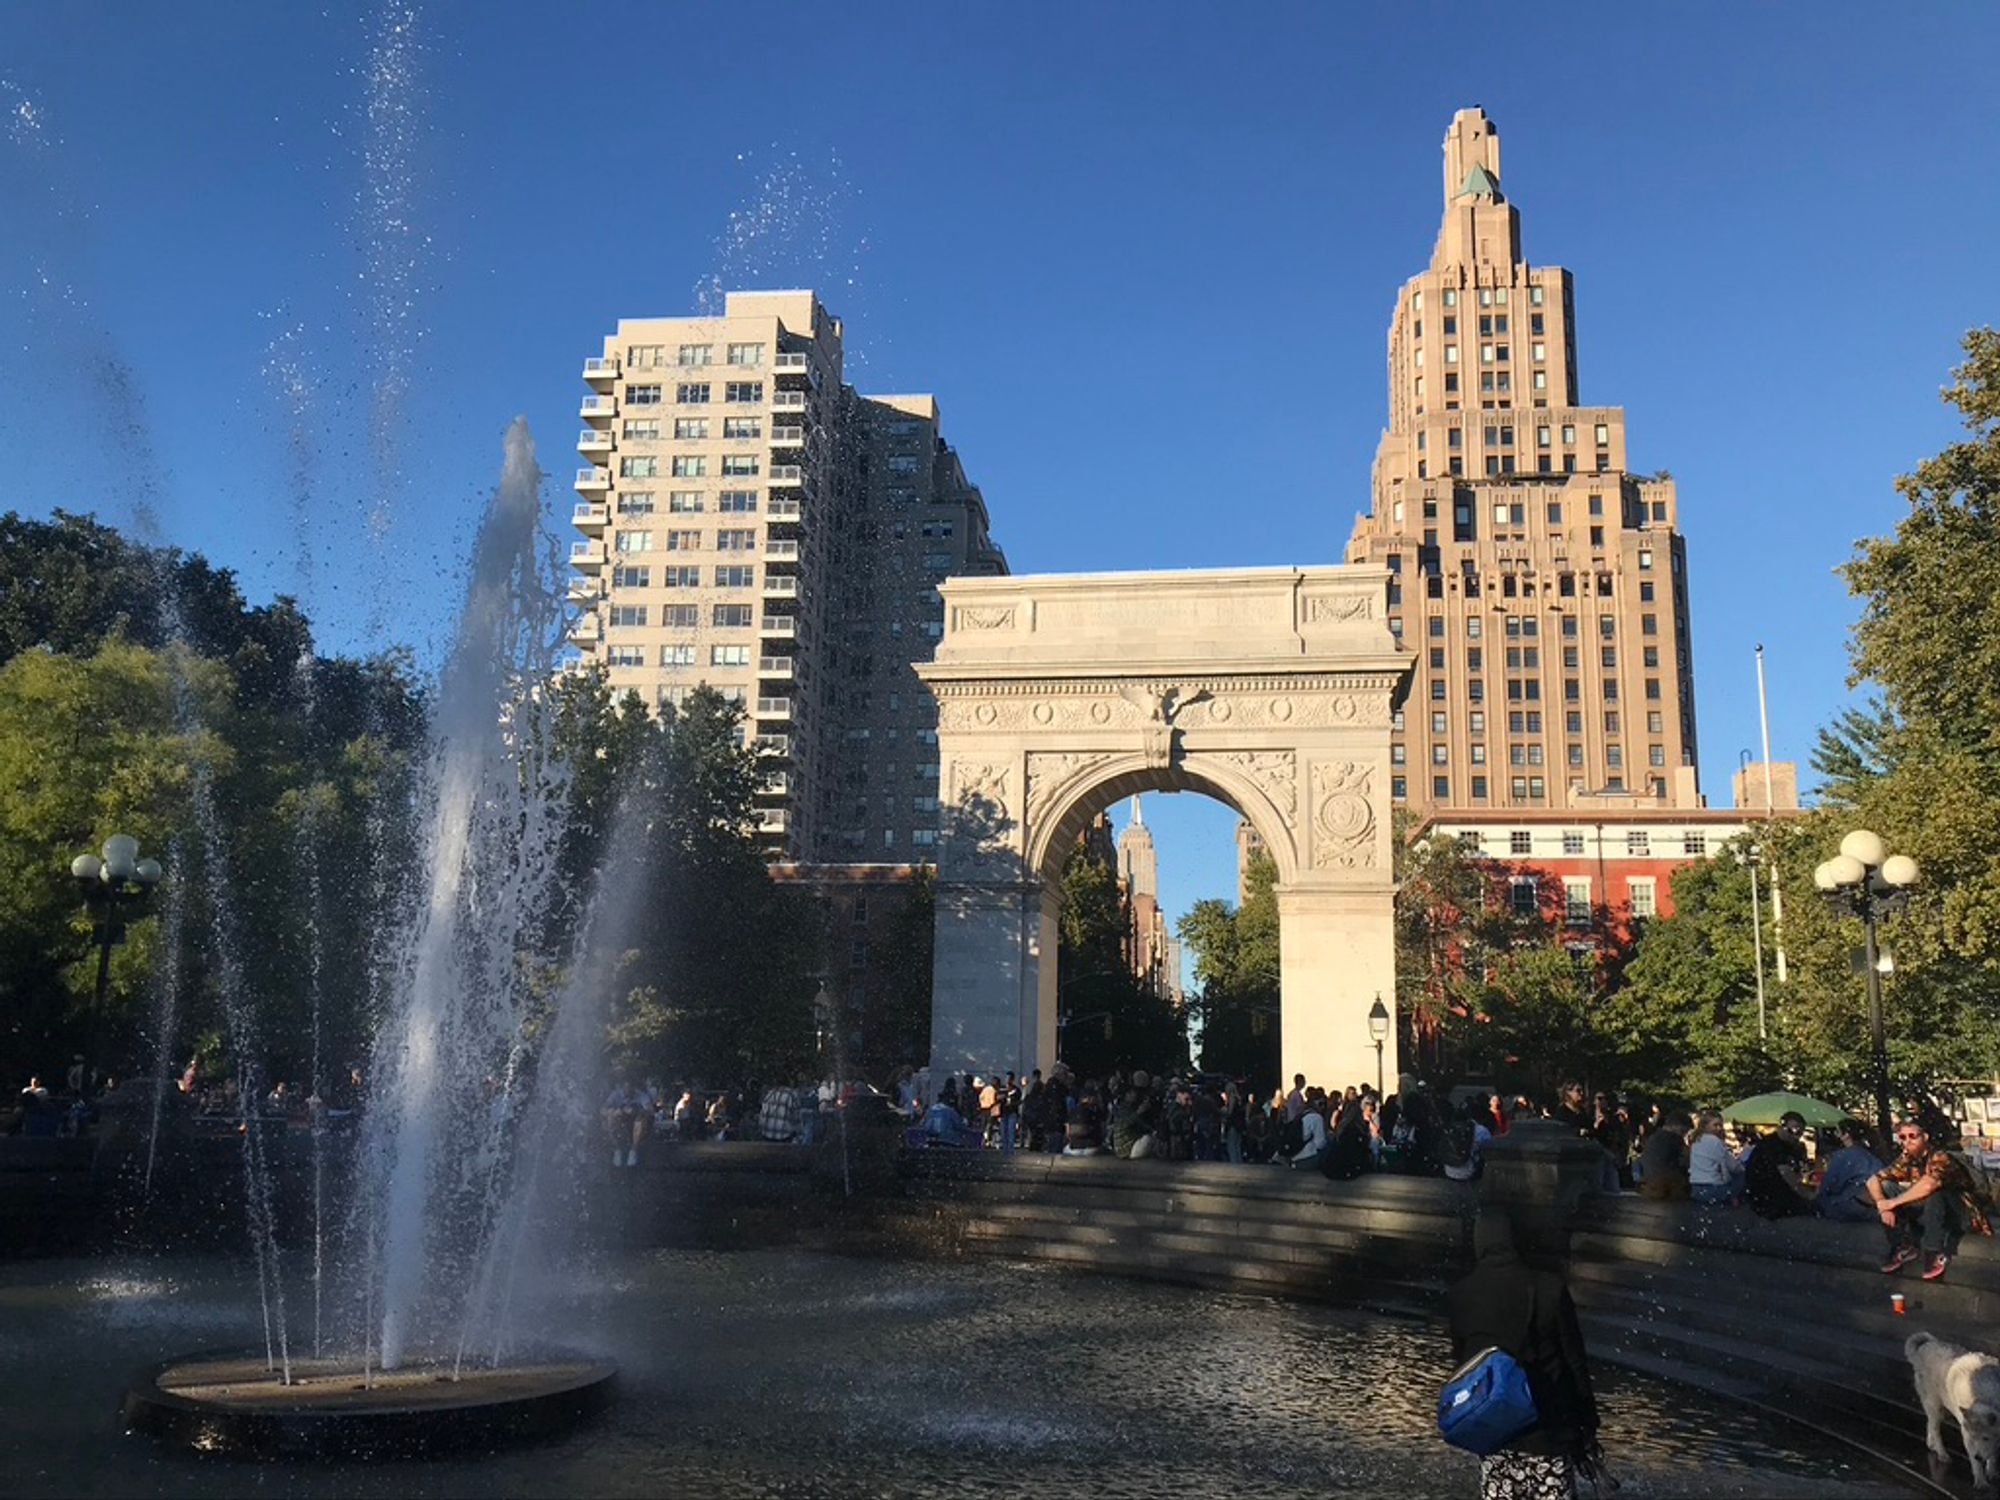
122,1349 -> 617,1458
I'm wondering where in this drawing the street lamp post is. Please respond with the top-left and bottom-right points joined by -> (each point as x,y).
1367,994 -> 1390,1097
70,834 -> 164,1086
1737,839 -> 1769,1041
1813,829 -> 1919,1147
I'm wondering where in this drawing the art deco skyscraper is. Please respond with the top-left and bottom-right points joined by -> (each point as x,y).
1345,109 -> 1699,814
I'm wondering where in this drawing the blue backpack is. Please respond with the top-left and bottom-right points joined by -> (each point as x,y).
1438,1345 -> 1540,1456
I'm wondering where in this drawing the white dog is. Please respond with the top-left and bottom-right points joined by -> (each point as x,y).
1909,1331 -> 2000,1490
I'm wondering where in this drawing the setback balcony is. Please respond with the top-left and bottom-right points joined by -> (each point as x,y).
571,502 -> 608,533
582,357 -> 619,384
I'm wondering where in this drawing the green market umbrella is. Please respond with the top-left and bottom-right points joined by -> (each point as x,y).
1722,1091 -> 1848,1129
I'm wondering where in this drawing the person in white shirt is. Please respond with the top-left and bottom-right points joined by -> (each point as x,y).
1287,1097 -> 1330,1168
1687,1111 -> 1742,1206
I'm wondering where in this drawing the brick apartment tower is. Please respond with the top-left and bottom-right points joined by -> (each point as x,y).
1345,109 -> 1699,815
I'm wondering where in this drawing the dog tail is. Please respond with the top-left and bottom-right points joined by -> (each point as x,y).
1907,1331 -> 1937,1361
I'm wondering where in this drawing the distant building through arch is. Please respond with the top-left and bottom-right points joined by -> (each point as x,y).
918,565 -> 1410,1091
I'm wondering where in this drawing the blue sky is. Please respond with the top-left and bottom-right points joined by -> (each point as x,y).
4,3 -> 1996,945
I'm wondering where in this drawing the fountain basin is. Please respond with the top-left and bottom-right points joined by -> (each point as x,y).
122,1350 -> 617,1458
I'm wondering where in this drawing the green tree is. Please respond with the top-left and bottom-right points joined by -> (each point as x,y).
1178,852 -> 1280,1086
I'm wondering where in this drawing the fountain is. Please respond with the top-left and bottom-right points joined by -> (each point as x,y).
122,419 -> 620,1456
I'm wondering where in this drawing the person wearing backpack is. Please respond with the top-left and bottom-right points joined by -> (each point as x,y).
1442,1098 -> 1492,1183
1445,1211 -> 1601,1499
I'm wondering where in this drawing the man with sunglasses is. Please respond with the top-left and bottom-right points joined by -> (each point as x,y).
1867,1121 -> 1993,1281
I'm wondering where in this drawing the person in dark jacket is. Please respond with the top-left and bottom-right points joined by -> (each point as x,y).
1447,1211 -> 1601,1499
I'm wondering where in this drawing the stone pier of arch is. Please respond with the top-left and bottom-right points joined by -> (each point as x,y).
917,565 -> 1411,1092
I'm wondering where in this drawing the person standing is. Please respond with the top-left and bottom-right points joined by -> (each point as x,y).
1447,1212 -> 1602,1499
999,1072 -> 1020,1154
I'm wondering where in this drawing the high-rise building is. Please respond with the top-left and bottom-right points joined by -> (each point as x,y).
570,290 -> 1006,859
1115,800 -> 1183,1007
1345,109 -> 1700,816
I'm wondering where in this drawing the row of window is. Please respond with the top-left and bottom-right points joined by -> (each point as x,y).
1496,828 -> 1706,857
621,454 -> 763,478
624,342 -> 770,369
1412,286 -> 1546,310
606,600 -> 761,628
616,490 -> 762,516
1399,741 -> 1673,769
632,382 -> 769,406
618,415 -> 766,440
604,563 -> 764,588
1392,773 -> 1670,803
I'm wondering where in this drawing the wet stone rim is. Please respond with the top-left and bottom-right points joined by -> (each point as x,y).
121,1349 -> 618,1459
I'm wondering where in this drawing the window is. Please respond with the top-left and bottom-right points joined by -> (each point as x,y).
1531,285 -> 1545,307
714,565 -> 754,587
669,491 -> 703,513
1683,832 -> 1707,856
1547,502 -> 1563,524
1431,710 -> 1448,733
626,384 -> 662,406
677,344 -> 713,366
1607,745 -> 1624,768
676,383 -> 710,404
1604,711 -> 1621,733
1392,776 -> 1407,800
1510,877 -> 1538,915
1643,647 -> 1660,669
1640,582 -> 1655,602
717,490 -> 757,513
1562,831 -> 1585,855
721,454 -> 759,476
1648,744 -> 1666,767
717,528 -> 757,552
1601,647 -> 1617,669
1467,647 -> 1483,670
614,530 -> 654,553
1509,830 -> 1532,855
1470,744 -> 1486,764
667,418 -> 703,440
1567,744 -> 1584,767
609,605 -> 647,628
663,565 -> 701,588
611,565 -> 649,588
1647,711 -> 1664,733
1639,549 -> 1655,571
711,644 -> 751,666
712,604 -> 752,628
1391,744 -> 1406,766
620,456 -> 658,478
1469,711 -> 1485,732
1564,879 -> 1591,926
726,342 -> 765,366
618,492 -> 656,515
724,381 -> 763,404
1431,680 -> 1447,701
671,455 -> 707,477
1432,745 -> 1449,764
606,646 -> 645,667
666,529 -> 701,550
660,644 -> 695,666
1645,678 -> 1662,700
1433,776 -> 1450,799
664,604 -> 699,628
1630,878 -> 1657,920
888,454 -> 921,475
1626,830 -> 1650,855
723,417 -> 761,440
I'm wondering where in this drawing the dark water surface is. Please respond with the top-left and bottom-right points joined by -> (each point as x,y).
0,1247 -> 1911,1498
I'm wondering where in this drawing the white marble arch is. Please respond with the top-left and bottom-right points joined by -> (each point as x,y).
917,564 -> 1411,1093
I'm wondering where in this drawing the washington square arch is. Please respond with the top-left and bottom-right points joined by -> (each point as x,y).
918,564 -> 1410,1092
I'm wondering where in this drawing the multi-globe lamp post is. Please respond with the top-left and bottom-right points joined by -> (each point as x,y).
1812,829 -> 1919,1148
70,834 -> 164,1082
